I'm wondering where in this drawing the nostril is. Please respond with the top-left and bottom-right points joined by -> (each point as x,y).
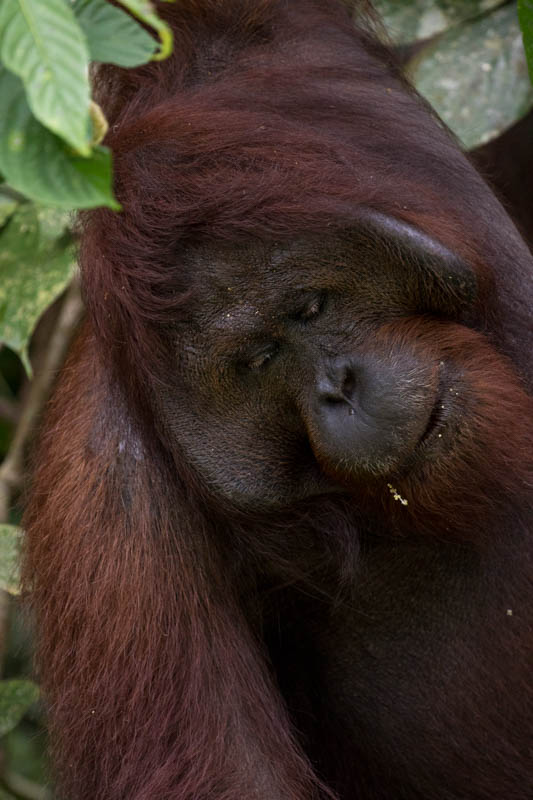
317,362 -> 358,407
342,368 -> 356,400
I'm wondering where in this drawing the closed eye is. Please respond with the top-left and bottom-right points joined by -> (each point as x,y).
290,291 -> 327,323
246,342 -> 280,371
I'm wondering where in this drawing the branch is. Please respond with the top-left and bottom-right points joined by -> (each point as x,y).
0,276 -> 84,523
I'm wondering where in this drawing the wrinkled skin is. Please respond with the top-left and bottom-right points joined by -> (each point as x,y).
162,218 -> 477,510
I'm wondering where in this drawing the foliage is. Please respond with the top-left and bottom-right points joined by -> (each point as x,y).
0,0 -> 175,382
0,681 -> 39,739
0,525 -> 21,595
0,0 -> 170,210
519,0 -> 533,80
0,207 -> 74,372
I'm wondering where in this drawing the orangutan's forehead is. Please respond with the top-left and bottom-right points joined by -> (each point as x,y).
183,232 -> 360,290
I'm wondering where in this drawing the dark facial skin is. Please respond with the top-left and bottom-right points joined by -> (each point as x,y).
159,222 -> 479,510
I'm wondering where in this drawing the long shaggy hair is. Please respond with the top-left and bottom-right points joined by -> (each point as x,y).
23,2 -> 533,799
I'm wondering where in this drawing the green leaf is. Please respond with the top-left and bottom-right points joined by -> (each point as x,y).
89,101 -> 109,147
0,195 -> 17,228
518,0 -> 533,83
0,0 -> 91,155
0,679 -> 39,738
74,0 -> 157,67
4,726 -> 48,785
0,69 -> 119,210
409,4 -> 533,149
35,207 -> 72,242
117,0 -> 174,61
0,524 -> 22,595
0,206 -> 75,371
376,0 -> 506,45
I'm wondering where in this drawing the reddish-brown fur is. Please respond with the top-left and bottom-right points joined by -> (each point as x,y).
23,2 -> 533,798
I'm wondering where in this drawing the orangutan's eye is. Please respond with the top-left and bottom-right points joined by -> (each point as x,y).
291,292 -> 327,323
246,343 -> 280,371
